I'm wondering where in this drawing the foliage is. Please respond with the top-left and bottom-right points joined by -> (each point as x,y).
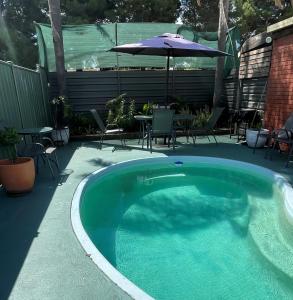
69,113 -> 97,135
106,0 -> 181,22
106,94 -> 136,130
232,0 -> 293,39
142,102 -> 154,115
60,0 -> 113,24
169,95 -> 185,113
180,0 -> 220,31
0,127 -> 21,162
1,0 -> 293,68
0,0 -> 48,68
51,95 -> 66,105
193,105 -> 212,127
181,0 -> 293,40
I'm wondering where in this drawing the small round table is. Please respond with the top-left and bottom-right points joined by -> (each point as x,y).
18,127 -> 53,143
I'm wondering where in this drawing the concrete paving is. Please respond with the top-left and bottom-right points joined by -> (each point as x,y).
0,136 -> 292,300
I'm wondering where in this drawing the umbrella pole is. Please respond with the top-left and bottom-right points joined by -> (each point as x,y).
165,53 -> 170,107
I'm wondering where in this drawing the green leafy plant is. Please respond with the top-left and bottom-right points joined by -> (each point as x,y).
106,94 -> 136,131
193,105 -> 212,128
69,113 -> 97,135
142,101 -> 153,115
169,95 -> 185,113
0,127 -> 21,162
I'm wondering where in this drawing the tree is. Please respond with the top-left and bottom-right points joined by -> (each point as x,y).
48,0 -> 66,95
0,0 -> 47,67
213,0 -> 229,107
60,0 -> 114,24
106,0 -> 181,23
231,0 -> 293,39
181,0 -> 293,38
180,0 -> 220,31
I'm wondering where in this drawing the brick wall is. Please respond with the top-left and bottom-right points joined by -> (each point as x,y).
264,34 -> 293,129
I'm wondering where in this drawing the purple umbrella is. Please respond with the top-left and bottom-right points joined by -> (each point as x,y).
110,33 -> 230,105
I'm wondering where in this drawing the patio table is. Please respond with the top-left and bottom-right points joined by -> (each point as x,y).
134,114 -> 194,147
18,127 -> 53,143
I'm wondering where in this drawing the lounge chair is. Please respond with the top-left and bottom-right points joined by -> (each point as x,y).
90,109 -> 126,151
147,109 -> 176,153
191,107 -> 225,144
265,112 -> 293,167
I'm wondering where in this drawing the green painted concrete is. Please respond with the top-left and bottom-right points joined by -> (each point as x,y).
0,136 -> 292,300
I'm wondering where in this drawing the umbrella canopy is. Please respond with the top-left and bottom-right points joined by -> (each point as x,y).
109,33 -> 230,105
110,33 -> 229,57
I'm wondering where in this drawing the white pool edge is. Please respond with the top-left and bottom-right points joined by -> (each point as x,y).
71,156 -> 293,300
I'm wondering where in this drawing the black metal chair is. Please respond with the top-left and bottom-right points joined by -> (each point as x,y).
229,109 -> 256,142
265,112 -> 293,167
191,107 -> 225,144
147,109 -> 176,153
90,109 -> 126,151
17,137 -> 60,178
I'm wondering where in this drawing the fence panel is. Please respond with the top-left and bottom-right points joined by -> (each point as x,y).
0,61 -> 50,129
49,69 -> 215,115
13,66 -> 50,127
0,62 -> 23,128
222,36 -> 272,111
0,61 -> 51,158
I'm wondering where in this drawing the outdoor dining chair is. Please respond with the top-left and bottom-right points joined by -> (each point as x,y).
90,109 -> 126,151
17,137 -> 59,178
191,107 -> 225,144
265,112 -> 293,167
147,109 -> 176,153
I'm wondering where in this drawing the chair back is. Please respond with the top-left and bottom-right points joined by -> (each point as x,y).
90,109 -> 106,132
284,113 -> 293,131
152,109 -> 175,134
206,107 -> 225,129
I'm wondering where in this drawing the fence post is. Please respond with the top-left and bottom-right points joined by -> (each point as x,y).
38,66 -> 51,125
10,63 -> 24,128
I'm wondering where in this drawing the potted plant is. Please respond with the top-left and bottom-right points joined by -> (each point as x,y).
246,121 -> 269,148
0,127 -> 35,194
51,95 -> 71,145
106,93 -> 136,131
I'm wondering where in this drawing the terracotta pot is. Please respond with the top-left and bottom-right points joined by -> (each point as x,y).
0,157 -> 35,194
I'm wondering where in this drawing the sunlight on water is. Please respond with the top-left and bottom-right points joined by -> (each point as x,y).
81,163 -> 293,300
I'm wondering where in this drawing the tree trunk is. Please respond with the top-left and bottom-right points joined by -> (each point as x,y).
48,0 -> 66,95
213,0 -> 229,107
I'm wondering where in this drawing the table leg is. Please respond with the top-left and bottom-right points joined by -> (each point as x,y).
142,121 -> 145,149
138,121 -> 142,144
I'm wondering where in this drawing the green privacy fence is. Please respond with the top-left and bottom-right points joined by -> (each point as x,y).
35,23 -> 240,74
0,60 -> 51,130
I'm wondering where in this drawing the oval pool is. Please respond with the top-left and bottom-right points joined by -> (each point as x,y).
71,156 -> 293,300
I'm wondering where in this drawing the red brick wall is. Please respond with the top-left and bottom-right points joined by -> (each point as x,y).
264,34 -> 293,129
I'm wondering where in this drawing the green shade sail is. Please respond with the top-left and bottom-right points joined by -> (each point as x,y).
35,23 -> 240,75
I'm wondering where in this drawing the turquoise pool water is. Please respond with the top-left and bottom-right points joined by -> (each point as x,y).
80,159 -> 293,299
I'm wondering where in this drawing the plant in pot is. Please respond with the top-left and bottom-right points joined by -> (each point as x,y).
246,114 -> 269,148
0,127 -> 35,194
106,94 -> 136,131
51,95 -> 72,145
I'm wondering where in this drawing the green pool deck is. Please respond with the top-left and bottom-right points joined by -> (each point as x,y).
0,135 -> 293,300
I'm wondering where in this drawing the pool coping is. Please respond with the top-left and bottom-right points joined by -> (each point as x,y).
71,156 -> 293,300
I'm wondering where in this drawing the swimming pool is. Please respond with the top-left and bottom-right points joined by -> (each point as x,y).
71,157 -> 293,300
